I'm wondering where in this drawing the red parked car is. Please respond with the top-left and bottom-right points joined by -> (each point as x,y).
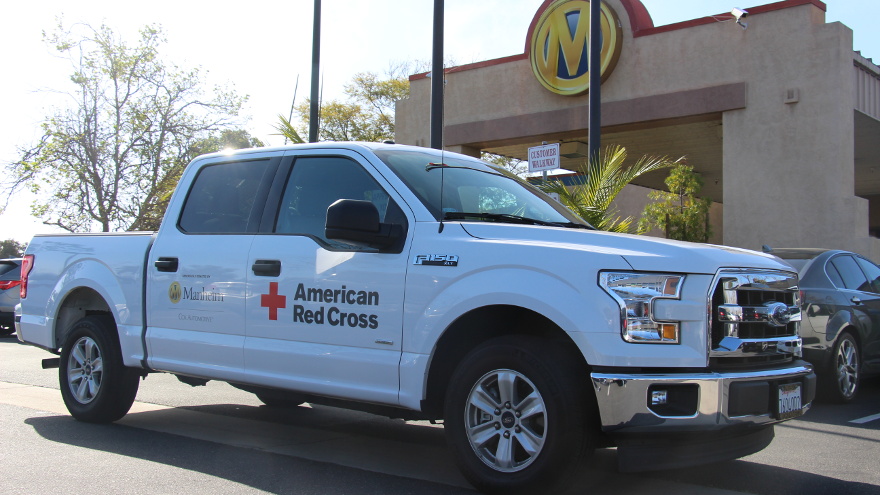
0,258 -> 22,336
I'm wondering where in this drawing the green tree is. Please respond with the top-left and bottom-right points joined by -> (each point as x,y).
276,62 -> 426,143
0,239 -> 26,258
188,129 -> 265,158
639,163 -> 712,242
294,99 -> 389,142
4,22 -> 248,233
273,114 -> 305,144
131,128 -> 264,231
540,145 -> 682,233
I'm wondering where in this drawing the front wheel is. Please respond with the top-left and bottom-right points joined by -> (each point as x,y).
58,316 -> 140,423
444,336 -> 595,495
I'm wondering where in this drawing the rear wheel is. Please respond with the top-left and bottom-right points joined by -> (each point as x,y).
58,316 -> 140,423
444,336 -> 595,495
822,332 -> 860,403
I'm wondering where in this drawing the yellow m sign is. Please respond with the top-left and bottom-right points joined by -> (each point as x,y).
530,0 -> 623,96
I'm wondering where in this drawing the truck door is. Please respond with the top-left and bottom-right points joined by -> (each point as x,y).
245,151 -> 410,405
146,155 -> 279,380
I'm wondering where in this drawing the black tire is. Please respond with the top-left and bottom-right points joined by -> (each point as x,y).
58,315 -> 140,423
821,332 -> 860,403
444,336 -> 595,495
0,326 -> 14,336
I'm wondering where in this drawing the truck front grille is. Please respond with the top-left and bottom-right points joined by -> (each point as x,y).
709,270 -> 801,369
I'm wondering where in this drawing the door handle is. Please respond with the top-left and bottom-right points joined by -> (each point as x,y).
252,259 -> 281,277
154,257 -> 179,272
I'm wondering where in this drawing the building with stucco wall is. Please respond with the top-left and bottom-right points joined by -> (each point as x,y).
395,0 -> 880,258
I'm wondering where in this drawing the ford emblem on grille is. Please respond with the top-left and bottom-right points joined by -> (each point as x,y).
766,302 -> 791,327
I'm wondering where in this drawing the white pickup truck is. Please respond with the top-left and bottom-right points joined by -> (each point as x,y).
16,142 -> 815,494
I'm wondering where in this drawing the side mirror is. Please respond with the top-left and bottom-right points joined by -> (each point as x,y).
325,199 -> 402,250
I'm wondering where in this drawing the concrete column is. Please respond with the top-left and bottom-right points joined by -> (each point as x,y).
722,19 -> 867,254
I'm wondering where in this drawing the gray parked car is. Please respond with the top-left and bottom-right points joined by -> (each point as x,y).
0,258 -> 22,335
772,248 -> 880,402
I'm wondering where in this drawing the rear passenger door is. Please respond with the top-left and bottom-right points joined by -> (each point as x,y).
244,150 -> 411,405
147,154 -> 280,380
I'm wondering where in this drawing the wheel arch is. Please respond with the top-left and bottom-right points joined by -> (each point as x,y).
40,257 -> 145,366
421,304 -> 591,419
835,326 -> 863,363
821,310 -> 864,368
53,287 -> 114,349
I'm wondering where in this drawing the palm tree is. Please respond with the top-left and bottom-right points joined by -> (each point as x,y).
273,114 -> 306,144
540,145 -> 683,233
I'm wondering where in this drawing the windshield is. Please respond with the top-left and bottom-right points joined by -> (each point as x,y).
373,148 -> 590,227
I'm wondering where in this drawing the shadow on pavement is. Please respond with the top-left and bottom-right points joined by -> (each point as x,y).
25,413 -> 476,495
24,405 -> 879,495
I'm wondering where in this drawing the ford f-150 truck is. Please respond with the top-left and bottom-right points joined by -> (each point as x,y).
16,142 -> 815,494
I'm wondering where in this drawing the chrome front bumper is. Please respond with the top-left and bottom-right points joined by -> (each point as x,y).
591,361 -> 815,434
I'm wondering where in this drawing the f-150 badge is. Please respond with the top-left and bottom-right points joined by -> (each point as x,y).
413,254 -> 459,266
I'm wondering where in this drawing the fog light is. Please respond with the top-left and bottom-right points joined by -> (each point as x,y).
651,390 -> 668,405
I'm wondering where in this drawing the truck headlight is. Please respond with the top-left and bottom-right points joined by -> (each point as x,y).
600,272 -> 683,344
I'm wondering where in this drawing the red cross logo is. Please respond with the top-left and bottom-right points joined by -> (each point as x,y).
261,282 -> 286,320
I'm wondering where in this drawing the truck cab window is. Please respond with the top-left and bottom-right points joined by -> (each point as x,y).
179,160 -> 272,234
275,156 -> 403,247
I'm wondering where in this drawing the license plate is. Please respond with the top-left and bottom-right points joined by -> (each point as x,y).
777,383 -> 803,420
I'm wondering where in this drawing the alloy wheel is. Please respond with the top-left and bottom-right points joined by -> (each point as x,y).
464,369 -> 547,473
835,337 -> 859,399
66,336 -> 104,404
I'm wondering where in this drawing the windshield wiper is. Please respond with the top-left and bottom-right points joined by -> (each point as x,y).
443,212 -> 592,229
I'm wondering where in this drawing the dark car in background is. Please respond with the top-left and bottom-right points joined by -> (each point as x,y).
773,248 -> 880,402
0,258 -> 22,336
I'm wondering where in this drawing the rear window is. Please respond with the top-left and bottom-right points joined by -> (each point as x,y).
0,261 -> 20,279
855,257 -> 880,294
179,160 -> 273,234
829,255 -> 870,292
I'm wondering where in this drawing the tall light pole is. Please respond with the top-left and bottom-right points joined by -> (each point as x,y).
430,0 -> 444,150
308,0 -> 321,143
588,0 -> 601,162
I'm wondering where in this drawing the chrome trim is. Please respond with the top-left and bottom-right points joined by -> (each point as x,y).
599,272 -> 683,344
713,271 -> 800,295
707,269 -> 802,361
591,364 -> 814,433
711,336 -> 803,357
717,301 -> 799,326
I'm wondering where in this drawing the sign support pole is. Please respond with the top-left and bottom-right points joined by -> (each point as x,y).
308,0 -> 321,143
588,0 -> 601,164
430,0 -> 444,150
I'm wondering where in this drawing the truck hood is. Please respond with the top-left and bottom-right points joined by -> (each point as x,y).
460,223 -> 790,275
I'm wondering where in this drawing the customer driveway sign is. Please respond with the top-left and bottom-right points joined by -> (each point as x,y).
528,143 -> 560,173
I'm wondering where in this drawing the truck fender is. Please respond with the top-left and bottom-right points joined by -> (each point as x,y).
398,267 -> 612,410
47,259 -> 145,368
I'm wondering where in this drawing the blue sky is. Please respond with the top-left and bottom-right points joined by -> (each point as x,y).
0,0 -> 876,240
